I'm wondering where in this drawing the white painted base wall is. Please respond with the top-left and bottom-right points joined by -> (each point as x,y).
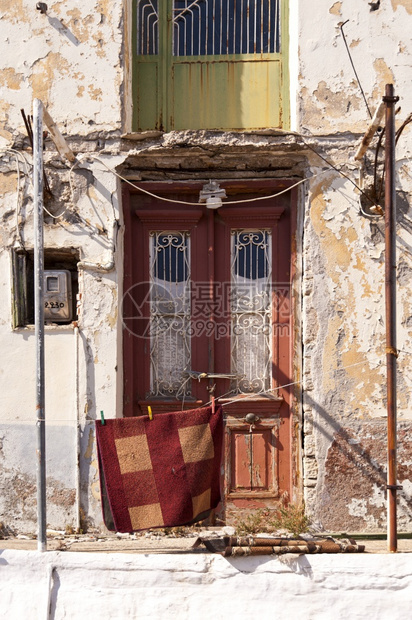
1,550 -> 412,619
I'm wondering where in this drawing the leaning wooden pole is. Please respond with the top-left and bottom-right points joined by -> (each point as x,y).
33,98 -> 47,552
383,83 -> 399,553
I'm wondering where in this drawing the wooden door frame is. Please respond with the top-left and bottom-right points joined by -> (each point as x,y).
122,178 -> 299,502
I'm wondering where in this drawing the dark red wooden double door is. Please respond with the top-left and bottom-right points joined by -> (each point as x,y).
123,180 -> 296,521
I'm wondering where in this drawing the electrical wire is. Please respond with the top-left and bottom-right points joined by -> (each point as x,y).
358,198 -> 383,220
4,149 -> 32,248
2,355 -> 390,423
296,135 -> 383,211
4,127 -> 390,221
42,204 -> 71,219
373,110 -> 411,203
4,116 -> 410,238
220,358 -> 384,409
81,152 -> 376,210
57,122 -> 412,213
6,148 -> 32,177
3,148 -> 71,221
12,153 -> 21,244
78,154 -> 319,206
339,20 -> 372,119
41,160 -> 81,220
3,147 -> 71,221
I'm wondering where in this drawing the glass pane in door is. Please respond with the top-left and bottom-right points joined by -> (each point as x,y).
230,229 -> 272,394
149,231 -> 191,397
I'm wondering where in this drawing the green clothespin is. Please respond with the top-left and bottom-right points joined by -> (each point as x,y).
100,410 -> 105,425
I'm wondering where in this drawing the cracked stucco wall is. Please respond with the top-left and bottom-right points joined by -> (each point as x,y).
0,0 -> 125,146
297,0 -> 412,133
0,1 -> 412,533
297,1 -> 412,531
0,152 -> 124,532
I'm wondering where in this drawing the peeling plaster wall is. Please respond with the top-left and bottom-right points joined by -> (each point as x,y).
0,0 -> 125,146
0,0 -> 412,534
298,0 -> 412,134
297,2 -> 412,532
0,149 -> 123,532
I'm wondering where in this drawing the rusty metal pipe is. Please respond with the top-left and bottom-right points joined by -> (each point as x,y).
383,84 -> 399,553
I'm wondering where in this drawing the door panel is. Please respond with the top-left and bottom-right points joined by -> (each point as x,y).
123,180 -> 295,521
229,427 -> 276,493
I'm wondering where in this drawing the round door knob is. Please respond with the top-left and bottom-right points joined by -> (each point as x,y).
245,413 -> 260,425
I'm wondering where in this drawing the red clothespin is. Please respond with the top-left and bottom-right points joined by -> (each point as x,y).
211,396 -> 215,414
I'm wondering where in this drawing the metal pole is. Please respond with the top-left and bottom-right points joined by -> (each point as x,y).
33,98 -> 47,552
74,323 -> 81,532
383,83 -> 399,553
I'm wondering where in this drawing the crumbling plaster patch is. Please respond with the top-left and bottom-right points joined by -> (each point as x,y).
0,1 -> 124,137
30,52 -> 70,103
372,58 -> 395,101
329,2 -> 342,16
321,422 -> 412,531
1,172 -> 18,195
0,430 -> 78,532
391,0 -> 412,14
0,0 -> 29,23
1,68 -> 23,90
301,124 -> 412,524
298,1 -> 412,133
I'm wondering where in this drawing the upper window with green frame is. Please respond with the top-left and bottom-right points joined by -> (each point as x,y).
133,1 -> 289,132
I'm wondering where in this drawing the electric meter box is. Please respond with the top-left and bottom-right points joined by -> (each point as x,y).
44,270 -> 73,322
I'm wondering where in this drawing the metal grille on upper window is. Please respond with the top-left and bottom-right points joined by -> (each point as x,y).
173,0 -> 281,56
137,0 -> 159,55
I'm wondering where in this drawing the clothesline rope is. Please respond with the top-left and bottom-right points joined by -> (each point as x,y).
201,358 -> 384,410
5,356 -> 391,424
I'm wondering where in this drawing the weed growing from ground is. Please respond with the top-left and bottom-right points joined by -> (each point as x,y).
234,498 -> 311,537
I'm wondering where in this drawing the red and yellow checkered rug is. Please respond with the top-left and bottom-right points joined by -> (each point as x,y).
96,405 -> 223,532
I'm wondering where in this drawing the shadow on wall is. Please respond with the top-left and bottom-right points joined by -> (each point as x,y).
48,566 -> 61,620
304,391 -> 412,531
78,329 -> 97,532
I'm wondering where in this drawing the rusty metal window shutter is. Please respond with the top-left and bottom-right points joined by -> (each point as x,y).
133,0 -> 289,131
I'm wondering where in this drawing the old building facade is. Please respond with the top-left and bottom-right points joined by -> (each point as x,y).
1,1 -> 412,534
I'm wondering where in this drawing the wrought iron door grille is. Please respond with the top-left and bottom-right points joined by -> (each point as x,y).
230,230 -> 272,394
137,0 -> 159,55
149,232 -> 191,397
173,0 -> 281,56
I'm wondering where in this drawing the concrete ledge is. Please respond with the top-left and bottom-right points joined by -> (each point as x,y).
1,550 -> 412,619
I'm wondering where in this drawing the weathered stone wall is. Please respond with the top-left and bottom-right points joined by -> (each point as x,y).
0,1 -> 411,533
